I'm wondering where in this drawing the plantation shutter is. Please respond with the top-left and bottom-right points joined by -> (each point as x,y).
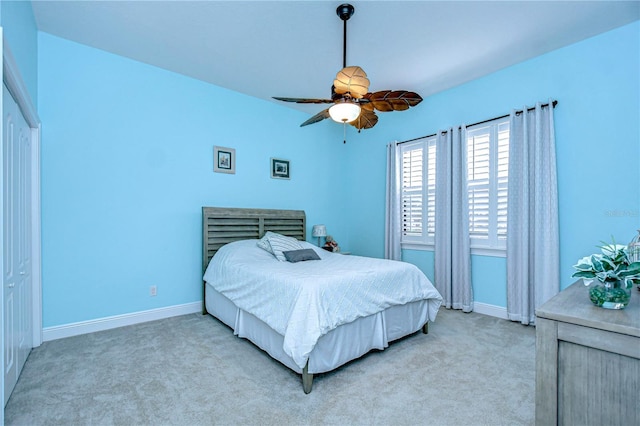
467,128 -> 491,242
467,119 -> 509,250
401,146 -> 423,238
400,138 -> 436,245
426,139 -> 436,238
496,122 -> 509,242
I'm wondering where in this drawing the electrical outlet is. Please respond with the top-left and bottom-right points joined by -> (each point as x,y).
150,285 -> 157,296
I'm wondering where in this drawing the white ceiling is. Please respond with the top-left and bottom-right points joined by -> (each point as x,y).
31,1 -> 639,115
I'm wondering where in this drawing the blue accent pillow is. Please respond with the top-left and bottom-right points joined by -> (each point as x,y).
283,249 -> 321,263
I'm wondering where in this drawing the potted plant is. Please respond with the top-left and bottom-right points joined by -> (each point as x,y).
572,239 -> 640,309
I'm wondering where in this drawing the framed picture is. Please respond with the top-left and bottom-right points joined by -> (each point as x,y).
214,146 -> 235,174
270,158 -> 290,179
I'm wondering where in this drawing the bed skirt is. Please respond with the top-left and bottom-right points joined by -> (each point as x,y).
205,283 -> 430,375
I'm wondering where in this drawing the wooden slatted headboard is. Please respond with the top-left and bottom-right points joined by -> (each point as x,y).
201,207 -> 306,314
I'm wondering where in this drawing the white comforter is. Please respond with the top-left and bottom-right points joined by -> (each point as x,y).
203,240 -> 442,369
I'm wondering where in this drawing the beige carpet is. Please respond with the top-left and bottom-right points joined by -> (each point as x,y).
5,308 -> 535,425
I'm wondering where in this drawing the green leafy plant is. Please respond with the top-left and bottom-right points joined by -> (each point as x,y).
572,239 -> 640,285
572,239 -> 640,308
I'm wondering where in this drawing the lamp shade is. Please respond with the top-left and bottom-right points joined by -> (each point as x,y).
312,224 -> 327,237
329,102 -> 361,123
333,66 -> 370,99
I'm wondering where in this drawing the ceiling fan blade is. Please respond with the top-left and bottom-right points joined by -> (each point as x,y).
359,101 -> 374,111
364,91 -> 423,112
300,108 -> 331,127
349,109 -> 378,130
273,97 -> 334,104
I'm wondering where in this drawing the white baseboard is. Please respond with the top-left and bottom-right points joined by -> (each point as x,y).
42,300 -> 507,342
473,302 -> 508,320
43,302 -> 202,342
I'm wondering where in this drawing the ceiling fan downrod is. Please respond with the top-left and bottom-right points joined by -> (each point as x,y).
337,4 -> 355,68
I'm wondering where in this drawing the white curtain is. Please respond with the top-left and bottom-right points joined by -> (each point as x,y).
435,127 -> 473,312
385,141 -> 402,260
506,101 -> 559,325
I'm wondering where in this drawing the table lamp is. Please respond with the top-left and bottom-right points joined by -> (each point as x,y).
311,224 -> 327,247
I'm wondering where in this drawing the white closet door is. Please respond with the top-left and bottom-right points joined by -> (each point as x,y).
3,83 -> 32,406
16,86 -> 32,377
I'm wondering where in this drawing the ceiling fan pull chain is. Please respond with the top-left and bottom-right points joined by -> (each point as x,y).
343,122 -> 347,144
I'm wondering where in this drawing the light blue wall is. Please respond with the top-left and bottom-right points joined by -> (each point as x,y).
1,0 -> 38,106
27,16 -> 640,324
343,21 -> 640,307
38,33 -> 346,327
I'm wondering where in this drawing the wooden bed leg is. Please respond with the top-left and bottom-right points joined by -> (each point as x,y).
302,362 -> 314,394
202,281 -> 208,315
422,322 -> 429,334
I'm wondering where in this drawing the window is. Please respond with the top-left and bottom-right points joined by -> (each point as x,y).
400,137 -> 436,247
466,118 -> 509,251
399,118 -> 509,254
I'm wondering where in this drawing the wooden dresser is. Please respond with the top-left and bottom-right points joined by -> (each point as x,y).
535,280 -> 639,425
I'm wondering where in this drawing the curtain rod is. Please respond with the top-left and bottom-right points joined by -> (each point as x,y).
398,100 -> 558,145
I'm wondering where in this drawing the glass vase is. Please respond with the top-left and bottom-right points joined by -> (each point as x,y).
588,279 -> 632,309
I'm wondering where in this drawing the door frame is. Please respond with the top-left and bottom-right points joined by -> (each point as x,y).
1,30 -> 43,351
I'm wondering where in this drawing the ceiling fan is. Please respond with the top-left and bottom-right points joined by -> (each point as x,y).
273,3 -> 423,138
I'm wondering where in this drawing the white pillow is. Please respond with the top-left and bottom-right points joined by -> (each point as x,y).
256,232 -> 275,254
267,233 -> 303,261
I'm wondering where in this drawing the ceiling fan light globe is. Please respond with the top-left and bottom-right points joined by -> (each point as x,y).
329,102 -> 361,123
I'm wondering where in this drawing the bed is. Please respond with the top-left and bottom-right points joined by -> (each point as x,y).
202,207 -> 442,393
